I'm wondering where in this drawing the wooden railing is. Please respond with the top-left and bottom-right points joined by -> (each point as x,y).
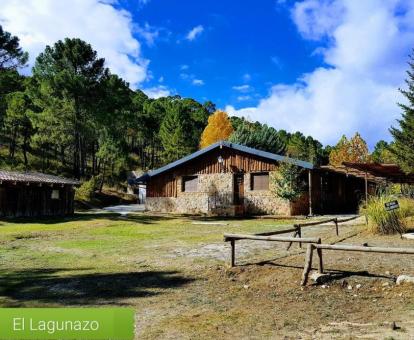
301,243 -> 414,286
223,215 -> 361,267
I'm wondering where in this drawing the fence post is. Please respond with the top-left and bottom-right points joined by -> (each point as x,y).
301,244 -> 314,286
316,239 -> 323,273
230,239 -> 235,267
286,225 -> 299,250
298,226 -> 302,249
334,218 -> 339,236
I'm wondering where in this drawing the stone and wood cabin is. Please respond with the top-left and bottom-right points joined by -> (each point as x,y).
0,170 -> 79,218
134,141 -> 314,216
134,141 -> 414,217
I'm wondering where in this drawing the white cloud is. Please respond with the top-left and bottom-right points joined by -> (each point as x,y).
237,95 -> 251,101
135,22 -> 160,46
186,25 -> 204,41
180,64 -> 189,70
227,0 -> 414,147
143,85 -> 171,98
232,84 -> 251,92
0,0 -> 149,87
192,79 -> 204,86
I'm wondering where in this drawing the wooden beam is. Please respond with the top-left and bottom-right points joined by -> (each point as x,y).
254,227 -> 298,236
301,244 -> 314,286
314,244 -> 414,254
296,218 -> 337,228
308,169 -> 313,216
365,171 -> 368,205
223,233 -> 320,244
230,239 -> 235,267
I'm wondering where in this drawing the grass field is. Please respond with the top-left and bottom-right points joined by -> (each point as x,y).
0,213 -> 413,339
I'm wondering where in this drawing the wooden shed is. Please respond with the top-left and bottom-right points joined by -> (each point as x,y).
0,170 -> 79,218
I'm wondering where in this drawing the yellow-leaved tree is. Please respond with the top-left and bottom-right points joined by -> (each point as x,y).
329,132 -> 371,166
199,110 -> 234,148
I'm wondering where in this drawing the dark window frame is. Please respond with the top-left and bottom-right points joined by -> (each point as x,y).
182,175 -> 198,192
250,172 -> 270,191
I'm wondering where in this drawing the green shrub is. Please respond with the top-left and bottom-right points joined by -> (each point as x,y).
360,195 -> 414,234
75,176 -> 99,202
272,162 -> 306,201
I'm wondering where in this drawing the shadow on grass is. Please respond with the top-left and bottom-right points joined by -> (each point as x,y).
0,268 -> 195,306
0,213 -> 178,225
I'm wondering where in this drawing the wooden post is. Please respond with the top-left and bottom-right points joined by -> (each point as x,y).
286,225 -> 299,250
298,226 -> 302,249
301,244 -> 314,286
364,171 -> 368,206
308,169 -> 313,216
334,218 -> 339,236
230,240 -> 235,267
316,238 -> 323,273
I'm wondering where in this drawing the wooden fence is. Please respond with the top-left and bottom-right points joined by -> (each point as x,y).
301,243 -> 414,286
223,215 -> 360,267
223,233 -> 321,267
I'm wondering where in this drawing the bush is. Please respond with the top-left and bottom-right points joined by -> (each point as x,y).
75,176 -> 99,202
272,162 -> 306,201
360,195 -> 414,234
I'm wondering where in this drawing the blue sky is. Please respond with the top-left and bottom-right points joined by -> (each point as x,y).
1,0 -> 414,147
120,0 -> 323,109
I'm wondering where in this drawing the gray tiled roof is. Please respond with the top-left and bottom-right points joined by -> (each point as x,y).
0,170 -> 79,185
134,140 -> 313,183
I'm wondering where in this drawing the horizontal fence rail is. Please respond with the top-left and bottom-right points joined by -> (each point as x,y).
223,232 -> 321,267
301,243 -> 414,286
223,215 -> 362,268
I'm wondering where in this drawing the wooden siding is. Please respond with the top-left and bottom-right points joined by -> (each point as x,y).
310,169 -> 375,214
0,182 -> 75,218
147,148 -> 278,197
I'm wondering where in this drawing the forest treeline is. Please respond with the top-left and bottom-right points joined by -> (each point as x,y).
1,26 -> 413,188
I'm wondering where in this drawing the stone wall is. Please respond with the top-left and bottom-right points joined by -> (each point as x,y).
145,170 -> 307,216
146,173 -> 234,215
243,171 -> 291,216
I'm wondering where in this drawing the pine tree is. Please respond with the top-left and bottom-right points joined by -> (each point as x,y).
371,140 -> 396,163
390,52 -> 414,173
228,122 -> 285,154
4,91 -> 33,166
159,107 -> 194,163
199,110 -> 233,148
31,38 -> 108,177
0,25 -> 28,70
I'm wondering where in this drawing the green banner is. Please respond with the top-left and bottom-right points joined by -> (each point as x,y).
0,308 -> 134,340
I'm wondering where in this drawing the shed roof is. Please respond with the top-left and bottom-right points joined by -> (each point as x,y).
342,162 -> 414,184
134,140 -> 313,183
0,170 -> 80,186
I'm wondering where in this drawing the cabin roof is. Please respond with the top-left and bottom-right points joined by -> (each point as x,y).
0,170 -> 80,186
134,140 -> 313,183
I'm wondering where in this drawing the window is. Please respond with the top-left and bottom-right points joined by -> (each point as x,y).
51,189 -> 60,200
251,172 -> 269,190
182,176 -> 198,192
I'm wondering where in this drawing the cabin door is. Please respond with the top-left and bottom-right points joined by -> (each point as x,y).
233,173 -> 244,215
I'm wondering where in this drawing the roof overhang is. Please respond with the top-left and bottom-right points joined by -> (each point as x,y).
342,162 -> 414,184
318,163 -> 414,184
134,141 -> 313,183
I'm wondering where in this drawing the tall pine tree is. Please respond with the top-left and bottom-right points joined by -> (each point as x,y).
159,105 -> 194,163
390,52 -> 414,173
